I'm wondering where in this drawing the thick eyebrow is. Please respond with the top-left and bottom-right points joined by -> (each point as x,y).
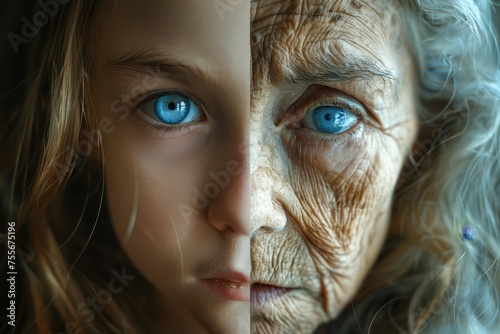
103,48 -> 221,88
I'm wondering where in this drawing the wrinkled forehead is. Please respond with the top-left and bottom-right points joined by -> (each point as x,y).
251,0 -> 403,87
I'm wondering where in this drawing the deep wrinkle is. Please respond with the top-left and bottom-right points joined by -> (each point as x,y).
250,0 -> 417,333
251,0 -> 405,127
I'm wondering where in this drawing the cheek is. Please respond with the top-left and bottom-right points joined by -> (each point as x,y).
285,127 -> 403,234
100,119 -> 216,292
282,127 -> 405,304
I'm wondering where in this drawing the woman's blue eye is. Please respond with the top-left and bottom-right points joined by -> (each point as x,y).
303,106 -> 358,134
141,93 -> 203,125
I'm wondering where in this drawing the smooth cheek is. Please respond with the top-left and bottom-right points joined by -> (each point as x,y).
100,116 -> 217,293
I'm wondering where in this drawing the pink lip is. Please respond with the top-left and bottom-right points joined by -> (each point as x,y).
251,283 -> 292,306
202,271 -> 250,283
200,271 -> 250,301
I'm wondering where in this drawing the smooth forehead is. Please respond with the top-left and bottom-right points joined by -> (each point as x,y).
94,0 -> 249,80
251,0 -> 403,85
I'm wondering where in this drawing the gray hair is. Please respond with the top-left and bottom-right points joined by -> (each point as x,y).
332,0 -> 500,333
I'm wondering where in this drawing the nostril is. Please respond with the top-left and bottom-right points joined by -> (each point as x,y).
258,200 -> 287,233
250,185 -> 287,233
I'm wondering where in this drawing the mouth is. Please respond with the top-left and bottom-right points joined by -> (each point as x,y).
200,271 -> 250,301
251,283 -> 293,307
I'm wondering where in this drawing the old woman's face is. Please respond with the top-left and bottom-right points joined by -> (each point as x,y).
250,0 -> 418,332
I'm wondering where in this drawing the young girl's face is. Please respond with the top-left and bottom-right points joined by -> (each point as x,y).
92,0 -> 250,332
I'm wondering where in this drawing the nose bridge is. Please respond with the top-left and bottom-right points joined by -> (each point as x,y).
250,116 -> 263,175
207,133 -> 250,236
251,168 -> 274,227
250,115 -> 287,235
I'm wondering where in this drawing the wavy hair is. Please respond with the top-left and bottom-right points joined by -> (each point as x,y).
0,0 -> 152,332
331,0 -> 500,333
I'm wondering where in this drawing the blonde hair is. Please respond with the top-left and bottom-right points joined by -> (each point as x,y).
332,0 -> 500,333
1,0 -> 152,332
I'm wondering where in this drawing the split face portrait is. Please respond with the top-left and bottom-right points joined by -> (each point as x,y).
250,0 -> 417,332
1,0 -> 500,333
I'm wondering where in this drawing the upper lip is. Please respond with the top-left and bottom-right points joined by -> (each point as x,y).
251,280 -> 292,288
201,271 -> 250,283
252,274 -> 309,288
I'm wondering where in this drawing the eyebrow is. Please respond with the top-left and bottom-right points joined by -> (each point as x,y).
285,56 -> 398,88
103,48 -> 222,88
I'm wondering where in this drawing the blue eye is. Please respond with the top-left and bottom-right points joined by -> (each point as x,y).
303,106 -> 358,134
141,93 -> 203,125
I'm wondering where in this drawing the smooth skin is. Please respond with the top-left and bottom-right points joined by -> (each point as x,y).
92,0 -> 250,332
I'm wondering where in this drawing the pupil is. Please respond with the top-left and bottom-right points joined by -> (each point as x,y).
168,102 -> 177,110
324,113 -> 332,121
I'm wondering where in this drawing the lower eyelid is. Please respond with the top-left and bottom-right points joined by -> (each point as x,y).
133,111 -> 210,141
137,107 -> 204,129
135,109 -> 181,131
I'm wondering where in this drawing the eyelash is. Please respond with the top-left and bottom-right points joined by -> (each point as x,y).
290,97 -> 366,143
132,90 -> 205,134
304,99 -> 364,121
134,116 -> 195,135
301,121 -> 365,144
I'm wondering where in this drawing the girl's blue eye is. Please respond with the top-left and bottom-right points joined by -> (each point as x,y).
142,93 -> 203,125
303,106 -> 358,134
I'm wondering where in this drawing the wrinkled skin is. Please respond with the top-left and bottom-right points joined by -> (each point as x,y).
250,0 -> 418,333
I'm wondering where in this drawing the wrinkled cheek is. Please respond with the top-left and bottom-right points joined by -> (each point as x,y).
281,130 -> 399,313
282,129 -> 393,243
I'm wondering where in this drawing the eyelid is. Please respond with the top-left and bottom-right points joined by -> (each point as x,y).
278,85 -> 367,126
305,98 -> 364,120
133,89 -> 203,113
131,89 -> 208,136
137,90 -> 207,124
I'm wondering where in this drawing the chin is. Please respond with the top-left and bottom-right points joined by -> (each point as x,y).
183,295 -> 250,333
251,291 -> 331,334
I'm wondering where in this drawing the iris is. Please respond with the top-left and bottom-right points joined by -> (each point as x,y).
142,93 -> 203,125
304,106 -> 357,134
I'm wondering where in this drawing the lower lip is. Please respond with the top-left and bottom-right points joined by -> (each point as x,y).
251,283 -> 292,306
200,279 -> 250,301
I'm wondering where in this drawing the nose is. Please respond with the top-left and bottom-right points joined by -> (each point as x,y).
251,172 -> 287,235
250,127 -> 287,235
207,137 -> 250,236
